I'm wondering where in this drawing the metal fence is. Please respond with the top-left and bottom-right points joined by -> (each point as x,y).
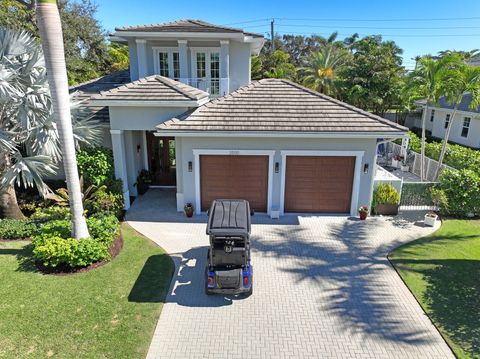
399,182 -> 438,211
385,142 -> 454,181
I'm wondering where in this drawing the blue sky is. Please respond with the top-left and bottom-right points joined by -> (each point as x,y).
96,0 -> 480,69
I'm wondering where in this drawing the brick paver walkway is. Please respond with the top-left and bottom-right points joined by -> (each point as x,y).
127,190 -> 453,359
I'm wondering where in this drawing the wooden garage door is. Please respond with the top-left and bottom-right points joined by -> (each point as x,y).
285,156 -> 355,213
200,155 -> 268,211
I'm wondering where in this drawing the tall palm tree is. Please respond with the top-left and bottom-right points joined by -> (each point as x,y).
36,0 -> 89,239
410,56 -> 453,181
300,46 -> 349,96
0,27 -> 102,219
434,64 -> 480,179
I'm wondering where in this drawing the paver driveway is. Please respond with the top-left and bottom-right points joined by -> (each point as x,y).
127,190 -> 454,359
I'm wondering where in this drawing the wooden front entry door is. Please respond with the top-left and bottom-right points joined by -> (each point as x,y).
146,132 -> 176,186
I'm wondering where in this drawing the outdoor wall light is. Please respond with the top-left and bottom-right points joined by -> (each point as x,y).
363,163 -> 369,174
274,162 -> 280,173
136,145 -> 141,153
188,161 -> 193,172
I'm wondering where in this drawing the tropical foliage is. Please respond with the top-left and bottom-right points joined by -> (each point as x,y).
0,27 -> 102,219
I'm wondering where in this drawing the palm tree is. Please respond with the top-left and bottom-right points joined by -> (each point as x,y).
434,64 -> 480,179
36,0 -> 91,239
410,56 -> 454,181
0,27 -> 102,220
300,45 -> 349,96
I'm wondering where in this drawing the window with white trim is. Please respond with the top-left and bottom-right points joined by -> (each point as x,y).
430,109 -> 435,122
154,48 -> 180,80
191,48 -> 221,95
444,113 -> 450,129
461,117 -> 471,138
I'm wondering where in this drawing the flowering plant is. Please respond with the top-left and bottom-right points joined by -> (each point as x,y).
358,206 -> 369,215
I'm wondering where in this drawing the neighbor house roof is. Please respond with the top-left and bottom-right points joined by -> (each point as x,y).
417,93 -> 480,114
70,70 -> 131,123
90,75 -> 209,106
156,79 -> 408,135
114,19 -> 263,38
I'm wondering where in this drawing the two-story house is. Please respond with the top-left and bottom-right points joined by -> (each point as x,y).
414,93 -> 480,149
76,19 -> 406,216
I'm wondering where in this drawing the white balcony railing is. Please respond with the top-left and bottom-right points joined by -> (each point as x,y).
181,78 -> 229,97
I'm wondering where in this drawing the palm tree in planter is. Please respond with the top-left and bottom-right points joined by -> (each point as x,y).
410,55 -> 454,180
0,27 -> 101,231
434,63 -> 480,179
35,0 -> 92,239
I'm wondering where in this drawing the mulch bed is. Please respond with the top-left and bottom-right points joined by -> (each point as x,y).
36,233 -> 124,276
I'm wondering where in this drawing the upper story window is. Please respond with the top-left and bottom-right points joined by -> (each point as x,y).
154,48 -> 180,80
444,113 -> 450,129
430,109 -> 435,122
192,49 -> 221,95
461,117 -> 471,138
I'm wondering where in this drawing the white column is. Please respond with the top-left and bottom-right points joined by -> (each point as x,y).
220,40 -> 230,95
136,39 -> 148,79
178,40 -> 189,83
110,129 -> 131,209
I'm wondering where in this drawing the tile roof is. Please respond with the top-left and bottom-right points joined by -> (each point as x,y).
157,79 -> 408,134
91,75 -> 209,103
70,70 -> 131,123
115,19 -> 263,38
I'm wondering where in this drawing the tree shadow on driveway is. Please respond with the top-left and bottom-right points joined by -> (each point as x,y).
252,216 -> 436,345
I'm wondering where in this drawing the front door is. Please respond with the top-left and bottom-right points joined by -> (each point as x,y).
146,132 -> 176,186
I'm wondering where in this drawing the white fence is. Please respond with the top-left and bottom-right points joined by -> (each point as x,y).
383,142 -> 454,181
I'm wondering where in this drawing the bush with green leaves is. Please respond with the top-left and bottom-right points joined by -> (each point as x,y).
30,206 -> 71,222
373,183 -> 401,205
86,187 -> 124,219
76,147 -> 115,186
0,219 -> 38,239
434,169 -> 480,217
31,213 -> 120,269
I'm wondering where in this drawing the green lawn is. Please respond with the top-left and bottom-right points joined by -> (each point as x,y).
0,224 -> 174,359
389,219 -> 480,359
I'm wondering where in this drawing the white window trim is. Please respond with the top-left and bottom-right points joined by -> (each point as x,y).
279,150 -> 365,216
190,48 -> 221,80
461,117 -> 471,138
152,47 -> 180,78
192,149 -> 275,215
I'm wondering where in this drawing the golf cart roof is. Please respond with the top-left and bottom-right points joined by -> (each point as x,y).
206,199 -> 251,237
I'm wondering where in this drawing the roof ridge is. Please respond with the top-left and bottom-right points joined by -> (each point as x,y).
275,78 -> 406,131
154,76 -> 198,100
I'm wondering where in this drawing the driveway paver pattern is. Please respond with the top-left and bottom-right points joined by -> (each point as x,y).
127,190 -> 454,359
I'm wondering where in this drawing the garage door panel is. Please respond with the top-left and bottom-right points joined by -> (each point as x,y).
200,155 -> 268,212
285,156 -> 355,213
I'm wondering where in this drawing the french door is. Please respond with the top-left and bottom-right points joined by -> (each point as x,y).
191,49 -> 220,95
146,132 -> 176,186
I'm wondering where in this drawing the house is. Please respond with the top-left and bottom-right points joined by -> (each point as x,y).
77,19 -> 407,216
414,93 -> 480,149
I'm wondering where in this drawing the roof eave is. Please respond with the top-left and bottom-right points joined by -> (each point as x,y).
110,31 -> 249,40
89,98 -> 208,107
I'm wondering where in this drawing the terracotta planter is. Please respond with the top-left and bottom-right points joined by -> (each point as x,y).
376,203 -> 399,216
185,210 -> 193,218
359,212 -> 368,220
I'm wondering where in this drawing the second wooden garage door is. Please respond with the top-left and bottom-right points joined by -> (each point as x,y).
200,155 -> 268,211
285,156 -> 355,213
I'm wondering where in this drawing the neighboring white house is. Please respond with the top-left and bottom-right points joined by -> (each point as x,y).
413,93 -> 480,149
75,19 -> 407,216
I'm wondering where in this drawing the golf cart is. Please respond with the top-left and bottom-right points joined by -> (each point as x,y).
205,199 -> 253,296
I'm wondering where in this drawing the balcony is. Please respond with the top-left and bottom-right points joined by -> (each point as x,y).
183,78 -> 229,97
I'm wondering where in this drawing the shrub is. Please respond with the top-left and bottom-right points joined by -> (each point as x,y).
76,147 -> 114,186
31,213 -> 119,269
0,219 -> 37,239
32,236 -> 109,268
373,183 -> 401,205
86,188 -> 124,219
435,169 -> 480,217
31,206 -> 71,222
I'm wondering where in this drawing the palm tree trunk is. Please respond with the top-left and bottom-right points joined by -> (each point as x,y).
0,186 -> 25,220
434,104 -> 459,180
36,0 -> 89,239
420,104 -> 428,181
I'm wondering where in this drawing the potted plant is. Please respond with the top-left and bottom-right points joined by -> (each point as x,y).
134,169 -> 152,195
400,159 -> 409,172
184,203 -> 194,217
424,212 -> 438,227
358,206 -> 369,220
373,182 -> 401,215
391,155 -> 403,168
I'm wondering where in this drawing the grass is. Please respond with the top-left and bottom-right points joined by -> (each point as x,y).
389,219 -> 480,359
0,223 -> 174,359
